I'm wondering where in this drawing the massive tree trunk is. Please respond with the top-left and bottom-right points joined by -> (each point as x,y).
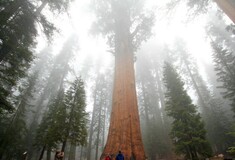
101,34 -> 146,159
214,0 -> 235,23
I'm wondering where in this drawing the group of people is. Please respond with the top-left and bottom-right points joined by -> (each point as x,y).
105,151 -> 124,160
55,150 -> 125,160
105,150 -> 135,160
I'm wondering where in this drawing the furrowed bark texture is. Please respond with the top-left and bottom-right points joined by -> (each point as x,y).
101,37 -> 146,160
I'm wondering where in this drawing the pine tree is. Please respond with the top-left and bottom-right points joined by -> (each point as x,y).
211,42 -> 235,113
59,77 -> 88,152
163,62 -> 212,160
210,41 -> 235,153
28,35 -> 78,141
87,72 -> 113,160
35,88 -> 65,160
0,0 -> 74,113
136,50 -> 173,159
0,71 -> 38,159
170,39 -> 232,152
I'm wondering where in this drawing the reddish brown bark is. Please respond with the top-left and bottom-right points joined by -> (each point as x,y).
100,38 -> 146,159
214,0 -> 235,23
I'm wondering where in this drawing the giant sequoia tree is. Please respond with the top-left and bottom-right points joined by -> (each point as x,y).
92,0 -> 154,159
163,62 -> 212,160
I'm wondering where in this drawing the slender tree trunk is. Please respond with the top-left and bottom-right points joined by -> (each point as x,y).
183,60 -> 208,109
87,87 -> 98,160
80,146 -> 83,160
155,67 -> 174,158
101,107 -> 106,149
68,143 -> 76,160
39,145 -> 46,160
47,148 -> 51,160
61,140 -> 67,152
95,99 -> 103,160
140,80 -> 150,124
35,1 -> 48,16
214,0 -> 235,23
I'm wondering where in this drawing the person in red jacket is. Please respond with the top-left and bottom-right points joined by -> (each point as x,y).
105,154 -> 111,160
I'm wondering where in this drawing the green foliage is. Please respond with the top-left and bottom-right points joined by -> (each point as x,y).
0,0 -> 75,113
46,0 -> 75,13
91,0 -> 155,52
186,0 -> 210,13
227,127 -> 235,154
35,88 -> 65,150
0,71 -> 38,159
35,77 -> 88,154
163,62 -> 212,160
63,78 -> 88,146
167,0 -> 210,15
136,52 -> 173,159
170,39 -> 233,153
227,146 -> 235,154
211,42 -> 235,113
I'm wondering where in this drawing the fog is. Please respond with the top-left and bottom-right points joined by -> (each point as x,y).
0,0 -> 235,160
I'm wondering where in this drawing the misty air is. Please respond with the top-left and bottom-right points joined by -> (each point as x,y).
0,0 -> 235,160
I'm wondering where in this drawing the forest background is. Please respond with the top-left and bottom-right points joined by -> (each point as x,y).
0,0 -> 235,160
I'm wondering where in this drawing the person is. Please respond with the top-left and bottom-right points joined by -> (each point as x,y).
116,151 -> 124,160
105,154 -> 111,160
54,150 -> 64,160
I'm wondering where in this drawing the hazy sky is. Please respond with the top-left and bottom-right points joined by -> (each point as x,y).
36,0 -> 215,64
35,0 -> 232,111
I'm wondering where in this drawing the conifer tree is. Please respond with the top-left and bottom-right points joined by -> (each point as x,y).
136,51 -> 173,159
0,0 -> 74,113
87,72 -> 113,160
92,0 -> 154,158
211,42 -> 235,113
170,39 -> 232,152
163,62 -> 212,160
211,40 -> 235,155
34,88 -> 65,160
59,77 -> 88,152
0,71 -> 38,159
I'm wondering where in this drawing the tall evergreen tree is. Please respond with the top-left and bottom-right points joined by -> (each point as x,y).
35,88 -> 65,160
59,77 -> 88,152
35,77 -> 88,159
211,41 -> 235,113
0,71 -> 39,159
136,50 -> 173,159
87,72 -> 113,160
0,0 -> 74,113
171,39 -> 232,152
29,35 -> 78,136
163,62 -> 212,160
